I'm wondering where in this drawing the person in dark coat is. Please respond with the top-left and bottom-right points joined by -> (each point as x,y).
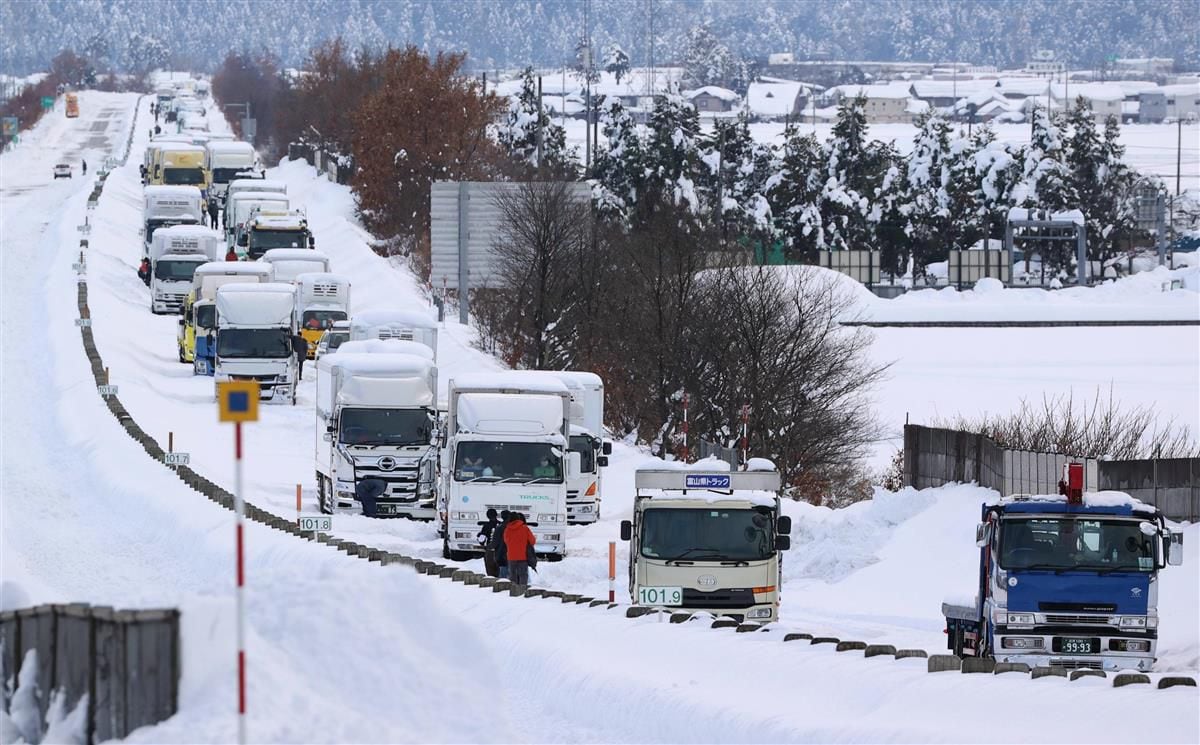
207,199 -> 219,230
503,512 -> 537,587
291,333 -> 309,380
477,508 -> 500,577
81,159 -> 87,175
489,511 -> 511,579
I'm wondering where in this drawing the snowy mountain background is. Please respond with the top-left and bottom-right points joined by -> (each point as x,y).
2,0 -> 1197,76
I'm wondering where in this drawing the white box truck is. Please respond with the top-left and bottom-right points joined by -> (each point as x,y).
180,261 -> 275,373
224,192 -> 289,251
213,283 -> 298,403
294,272 -> 350,358
143,185 -> 203,247
259,248 -> 330,284
518,371 -> 610,523
147,225 -> 222,314
237,210 -> 314,259
204,141 -> 258,203
315,349 -> 439,519
619,461 -> 793,623
349,310 -> 438,360
439,372 -> 575,561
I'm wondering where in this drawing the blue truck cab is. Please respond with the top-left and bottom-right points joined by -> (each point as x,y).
943,486 -> 1184,673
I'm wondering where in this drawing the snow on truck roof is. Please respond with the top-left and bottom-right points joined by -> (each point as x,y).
321,351 -> 434,377
228,178 -> 286,191
250,213 -> 306,229
986,491 -> 1158,515
635,463 -> 781,506
193,261 -> 273,278
215,283 -> 296,325
515,370 -> 603,389
145,185 -> 202,198
206,141 -> 255,154
455,392 -> 566,437
352,309 -> 437,330
155,224 -> 222,240
335,339 -> 434,360
450,371 -> 571,394
259,248 -> 328,263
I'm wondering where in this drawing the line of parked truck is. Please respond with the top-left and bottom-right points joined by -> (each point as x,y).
126,93 -> 1185,672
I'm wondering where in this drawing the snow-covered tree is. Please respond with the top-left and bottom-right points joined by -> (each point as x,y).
494,67 -> 575,175
682,24 -> 735,89
591,97 -> 645,224
701,114 -> 776,241
574,37 -> 600,85
603,44 -> 630,85
644,92 -> 704,215
768,122 -> 826,261
1064,100 -> 1134,262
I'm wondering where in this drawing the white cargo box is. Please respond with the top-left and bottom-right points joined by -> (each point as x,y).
260,249 -> 330,284
349,309 -> 438,359
216,282 -> 297,327
456,392 -> 565,437
315,352 -> 437,418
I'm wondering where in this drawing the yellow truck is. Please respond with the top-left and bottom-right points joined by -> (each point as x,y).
65,93 -> 79,118
150,144 -> 207,188
178,262 -> 273,373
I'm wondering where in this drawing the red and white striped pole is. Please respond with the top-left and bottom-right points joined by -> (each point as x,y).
608,541 -> 616,603
234,421 -> 247,745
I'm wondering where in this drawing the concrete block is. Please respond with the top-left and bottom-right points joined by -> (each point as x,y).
541,591 -> 564,599
783,633 -> 813,642
962,657 -> 995,674
438,567 -> 456,578
736,624 -> 763,633
1112,673 -> 1150,688
575,597 -> 593,604
508,585 -> 527,597
927,655 -> 962,673
451,570 -> 471,582
864,644 -> 897,658
625,607 -> 655,618
810,637 -> 839,645
670,613 -> 694,624
1157,676 -> 1197,689
711,619 -> 739,629
478,577 -> 497,588
588,600 -> 608,607
1069,669 -> 1106,681
1031,667 -> 1068,680
993,662 -> 1030,675
560,594 -> 581,603
491,580 -> 512,593
524,588 -> 545,597
836,641 -> 867,652
459,570 -> 481,583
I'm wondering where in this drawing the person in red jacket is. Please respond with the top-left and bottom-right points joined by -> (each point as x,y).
503,512 -> 536,586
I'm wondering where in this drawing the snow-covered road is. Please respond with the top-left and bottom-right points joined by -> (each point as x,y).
2,92 -> 1196,743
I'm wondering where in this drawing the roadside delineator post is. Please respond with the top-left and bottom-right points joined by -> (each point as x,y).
295,484 -> 302,523
217,380 -> 260,745
608,541 -> 616,603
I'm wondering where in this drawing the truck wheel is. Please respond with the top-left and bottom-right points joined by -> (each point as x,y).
442,538 -> 452,560
951,625 -> 965,657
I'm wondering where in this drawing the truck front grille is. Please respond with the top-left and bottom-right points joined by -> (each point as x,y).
1049,660 -> 1103,670
1044,614 -> 1108,625
681,588 -> 754,610
355,464 -> 422,501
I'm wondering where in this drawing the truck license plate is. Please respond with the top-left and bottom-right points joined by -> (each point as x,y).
1054,637 -> 1099,654
638,586 -> 683,606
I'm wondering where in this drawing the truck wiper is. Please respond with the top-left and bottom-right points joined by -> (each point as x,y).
525,477 -> 559,484
1096,566 -> 1143,575
462,476 -> 502,483
666,547 -> 724,565
1019,563 -> 1088,575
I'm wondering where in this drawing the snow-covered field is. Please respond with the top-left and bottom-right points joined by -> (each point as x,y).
2,91 -> 1198,742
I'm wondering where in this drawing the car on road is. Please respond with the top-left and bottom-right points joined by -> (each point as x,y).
53,163 -> 72,179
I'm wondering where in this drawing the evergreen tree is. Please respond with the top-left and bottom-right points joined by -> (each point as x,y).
644,92 -> 704,215
817,94 -> 885,252
1065,101 -> 1135,262
969,124 -> 1021,242
701,114 -> 775,241
495,66 -> 575,176
682,24 -> 734,89
590,97 -> 645,225
603,44 -> 630,85
769,122 -> 825,261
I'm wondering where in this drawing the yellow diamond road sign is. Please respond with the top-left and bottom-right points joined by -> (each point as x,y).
217,380 -> 260,423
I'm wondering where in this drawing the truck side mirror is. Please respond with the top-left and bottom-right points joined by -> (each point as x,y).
975,522 -> 993,548
620,520 -> 632,541
777,515 -> 792,535
322,431 -> 332,442
238,233 -> 248,246
775,535 -> 791,551
567,451 -> 582,478
597,456 -> 609,468
602,441 -> 613,456
1167,530 -> 1184,566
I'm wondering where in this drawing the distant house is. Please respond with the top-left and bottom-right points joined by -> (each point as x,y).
1162,82 -> 1200,120
909,80 -> 997,110
745,79 -> 810,121
825,83 -> 913,123
1136,92 -> 1166,123
1058,83 -> 1124,121
686,86 -> 739,113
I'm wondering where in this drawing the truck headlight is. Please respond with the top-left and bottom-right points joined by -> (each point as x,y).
1119,616 -> 1148,628
579,505 -> 594,513
1005,613 -> 1035,626
544,533 -> 561,542
747,607 -> 772,620
1000,637 -> 1043,649
1112,639 -> 1150,653
536,513 -> 560,522
452,511 -> 479,521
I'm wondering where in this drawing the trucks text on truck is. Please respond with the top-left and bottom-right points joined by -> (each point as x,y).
179,262 -> 273,373
315,346 -> 439,519
235,211 -> 313,259
620,461 -> 792,623
213,283 -> 298,403
147,225 -> 221,314
204,141 -> 258,205
294,273 -> 350,359
941,463 -> 1184,673
143,185 -> 203,247
440,372 -> 575,561
519,371 -> 611,524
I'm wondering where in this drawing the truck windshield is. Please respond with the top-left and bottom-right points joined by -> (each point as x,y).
154,260 -> 200,282
640,507 -> 774,562
211,167 -> 247,184
163,168 -> 205,185
454,442 -> 562,483
195,304 -> 216,329
250,230 -> 307,251
216,328 -> 291,358
999,517 -> 1157,572
302,310 -> 348,331
325,331 -> 349,352
339,408 -> 432,446
568,435 -> 596,473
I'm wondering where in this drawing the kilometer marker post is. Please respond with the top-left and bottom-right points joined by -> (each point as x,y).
608,541 -> 616,603
217,380 -> 260,745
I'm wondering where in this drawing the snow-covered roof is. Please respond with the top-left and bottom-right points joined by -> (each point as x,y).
1160,82 -> 1200,96
998,78 -> 1051,96
260,248 -> 327,263
249,212 -> 306,230
205,141 -> 255,154
228,178 -> 286,193
451,371 -> 570,395
909,79 -> 996,98
144,185 -> 202,199
352,309 -> 437,331
155,224 -> 222,240
830,82 -> 912,100
986,490 -> 1157,515
335,339 -> 435,361
323,351 -> 435,378
194,261 -> 274,279
216,282 -> 295,326
746,80 -> 804,118
1062,83 -> 1124,102
685,86 -> 739,102
456,392 -> 565,436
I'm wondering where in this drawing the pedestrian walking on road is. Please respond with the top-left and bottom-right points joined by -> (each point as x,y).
491,510 -> 512,579
207,200 -> 219,230
478,508 -> 500,577
291,333 -> 309,381
81,159 -> 87,175
503,512 -> 537,587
